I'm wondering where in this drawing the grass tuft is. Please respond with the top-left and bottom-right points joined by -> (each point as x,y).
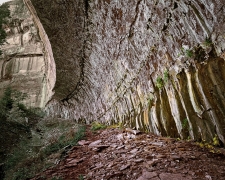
44,125 -> 86,155
78,174 -> 85,180
91,122 -> 107,131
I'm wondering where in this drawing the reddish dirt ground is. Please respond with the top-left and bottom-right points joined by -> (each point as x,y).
32,126 -> 225,180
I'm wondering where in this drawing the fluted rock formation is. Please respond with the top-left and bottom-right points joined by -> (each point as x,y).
0,0 -> 55,107
22,0 -> 225,145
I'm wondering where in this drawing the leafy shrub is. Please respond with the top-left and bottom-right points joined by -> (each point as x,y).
0,2 -> 10,54
44,125 -> 86,156
0,87 -> 13,119
0,87 -> 45,125
0,87 -> 47,179
0,87 -> 28,120
4,121 -> 84,180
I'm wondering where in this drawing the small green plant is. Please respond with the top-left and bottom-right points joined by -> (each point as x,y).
91,121 -> 107,131
147,96 -> 153,106
163,69 -> 169,83
108,121 -> 125,129
156,76 -> 164,89
202,37 -> 212,47
182,118 -> 188,129
196,140 -> 221,153
118,121 -> 125,129
213,134 -> 220,146
73,125 -> 86,143
185,49 -> 194,58
179,47 -> 195,58
78,174 -> 84,180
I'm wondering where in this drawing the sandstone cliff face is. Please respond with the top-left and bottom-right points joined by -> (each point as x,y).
0,0 -> 55,107
28,0 -> 225,145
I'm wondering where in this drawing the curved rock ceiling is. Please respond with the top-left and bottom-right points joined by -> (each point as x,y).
26,0 -> 225,145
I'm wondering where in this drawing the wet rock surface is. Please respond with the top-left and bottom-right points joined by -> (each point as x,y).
32,127 -> 225,180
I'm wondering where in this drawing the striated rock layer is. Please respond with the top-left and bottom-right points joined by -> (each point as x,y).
0,0 -> 55,107
26,0 -> 225,144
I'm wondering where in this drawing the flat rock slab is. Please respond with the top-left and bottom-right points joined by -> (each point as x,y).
78,140 -> 91,145
137,171 -> 160,180
159,173 -> 192,180
88,140 -> 102,147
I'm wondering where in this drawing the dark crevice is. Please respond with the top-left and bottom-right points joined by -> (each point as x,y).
128,0 -> 143,39
9,54 -> 43,58
174,1 -> 178,9
84,0 -> 89,18
59,0 -> 93,103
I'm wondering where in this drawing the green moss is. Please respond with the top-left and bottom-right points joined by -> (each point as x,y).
185,49 -> 194,58
156,76 -> 164,89
182,118 -> 188,129
179,47 -> 195,58
163,69 -> 169,83
91,121 -> 107,131
213,134 -> 220,146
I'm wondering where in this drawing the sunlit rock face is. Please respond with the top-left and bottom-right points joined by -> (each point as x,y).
29,0 -> 225,145
0,0 -> 55,107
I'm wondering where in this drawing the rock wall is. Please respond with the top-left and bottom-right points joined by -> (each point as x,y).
0,0 -> 55,107
28,0 -> 225,145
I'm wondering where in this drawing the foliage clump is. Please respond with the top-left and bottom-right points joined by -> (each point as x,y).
156,76 -> 164,89
3,118 -> 86,180
185,49 -> 194,58
0,2 -> 10,55
163,69 -> 169,83
179,47 -> 195,58
91,121 -> 107,131
44,125 -> 86,156
202,37 -> 212,47
155,69 -> 170,89
213,134 -> 220,146
182,118 -> 188,129
0,87 -> 47,180
0,87 -> 43,122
